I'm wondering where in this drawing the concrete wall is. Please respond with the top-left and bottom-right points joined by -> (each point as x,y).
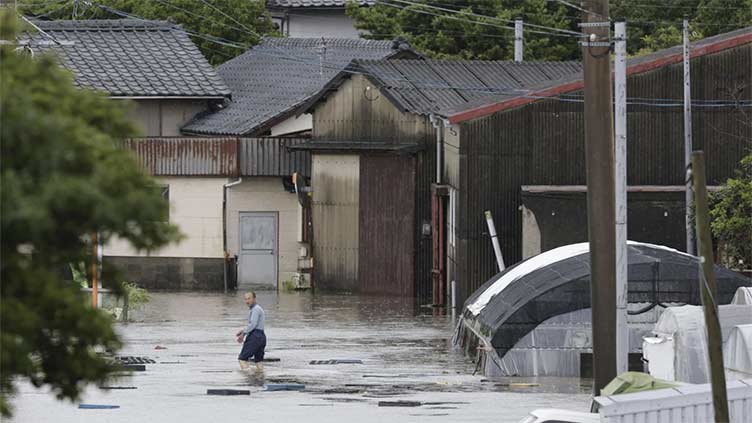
270,113 -> 313,136
105,176 -> 225,258
287,9 -> 361,38
104,256 -> 225,290
125,99 -> 209,137
226,177 -> 302,286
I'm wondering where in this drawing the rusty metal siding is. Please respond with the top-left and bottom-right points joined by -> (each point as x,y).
311,154 -> 360,291
359,155 -> 416,296
455,44 -> 751,305
239,137 -> 311,177
125,137 -> 238,176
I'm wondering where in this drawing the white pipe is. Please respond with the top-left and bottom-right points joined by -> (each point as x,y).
614,21 -> 629,376
451,280 -> 456,310
223,177 -> 242,293
514,18 -> 523,63
484,211 -> 505,272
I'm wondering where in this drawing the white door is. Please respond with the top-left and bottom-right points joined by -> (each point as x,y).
238,212 -> 277,288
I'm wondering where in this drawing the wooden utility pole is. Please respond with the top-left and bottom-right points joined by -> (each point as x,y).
684,18 -> 695,255
581,0 -> 616,394
90,232 -> 98,308
691,151 -> 729,423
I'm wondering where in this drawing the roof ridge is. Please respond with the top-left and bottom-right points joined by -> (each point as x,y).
33,19 -> 174,31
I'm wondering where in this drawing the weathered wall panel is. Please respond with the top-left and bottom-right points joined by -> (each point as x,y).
125,137 -> 238,176
311,154 -> 360,291
358,155 -> 416,296
455,44 -> 752,305
312,75 -> 435,303
240,137 -> 311,177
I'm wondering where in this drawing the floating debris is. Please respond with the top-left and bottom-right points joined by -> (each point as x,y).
121,364 -> 146,372
494,382 -> 541,388
158,361 -> 185,364
265,384 -> 305,392
115,356 -> 155,364
310,359 -> 363,365
79,404 -> 120,409
206,389 -> 250,396
154,345 -> 167,350
321,388 -> 363,394
263,358 -> 281,362
99,386 -> 137,390
378,401 -> 422,407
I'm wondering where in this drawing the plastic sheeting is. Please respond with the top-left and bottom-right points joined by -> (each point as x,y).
455,241 -> 750,378
644,305 -> 752,383
489,306 -> 662,377
732,287 -> 752,305
725,324 -> 752,380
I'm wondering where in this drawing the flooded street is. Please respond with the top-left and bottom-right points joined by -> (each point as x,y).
12,292 -> 593,422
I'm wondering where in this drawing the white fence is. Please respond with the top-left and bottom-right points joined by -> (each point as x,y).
595,379 -> 752,423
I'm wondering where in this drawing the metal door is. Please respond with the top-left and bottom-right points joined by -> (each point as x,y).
238,212 -> 277,288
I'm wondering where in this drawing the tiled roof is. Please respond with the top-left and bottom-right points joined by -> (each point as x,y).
19,19 -> 230,98
183,37 -> 414,136
268,0 -> 374,8
304,59 -> 583,117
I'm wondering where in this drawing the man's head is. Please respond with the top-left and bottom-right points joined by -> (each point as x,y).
244,291 -> 257,307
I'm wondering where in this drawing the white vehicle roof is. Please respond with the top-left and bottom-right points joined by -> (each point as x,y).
525,408 -> 600,423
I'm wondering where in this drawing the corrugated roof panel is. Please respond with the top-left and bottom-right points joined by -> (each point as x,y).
125,138 -> 238,176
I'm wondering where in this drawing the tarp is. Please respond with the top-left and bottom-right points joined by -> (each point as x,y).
454,241 -> 750,377
645,305 -> 752,383
601,372 -> 678,396
725,324 -> 752,380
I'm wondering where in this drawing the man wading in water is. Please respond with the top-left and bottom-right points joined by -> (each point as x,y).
236,292 -> 266,371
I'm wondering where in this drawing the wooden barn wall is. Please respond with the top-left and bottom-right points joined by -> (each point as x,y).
312,75 -> 435,303
456,44 -> 752,305
359,155 -> 416,297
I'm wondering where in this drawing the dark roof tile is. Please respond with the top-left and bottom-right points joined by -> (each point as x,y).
19,19 -> 230,98
183,36 -> 413,135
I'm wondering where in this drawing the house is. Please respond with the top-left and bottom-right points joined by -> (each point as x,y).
296,59 -> 583,302
266,0 -> 374,39
181,37 -> 417,289
182,36 -> 416,137
299,26 -> 751,306
21,19 -> 234,290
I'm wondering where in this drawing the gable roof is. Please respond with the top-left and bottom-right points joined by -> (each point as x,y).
448,25 -> 752,124
19,19 -> 230,98
267,0 -> 374,8
182,37 -> 415,136
302,59 -> 582,117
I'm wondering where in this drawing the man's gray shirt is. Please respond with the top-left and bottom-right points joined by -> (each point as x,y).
243,304 -> 265,334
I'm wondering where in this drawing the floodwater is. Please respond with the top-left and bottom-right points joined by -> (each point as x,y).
11,291 -> 593,422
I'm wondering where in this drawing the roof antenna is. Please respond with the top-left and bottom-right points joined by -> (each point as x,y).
317,38 -> 327,81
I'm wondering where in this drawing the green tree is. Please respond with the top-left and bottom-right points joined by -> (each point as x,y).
347,0 -> 579,61
19,0 -> 277,65
0,14 -> 181,416
711,154 -> 752,269
348,0 -> 752,60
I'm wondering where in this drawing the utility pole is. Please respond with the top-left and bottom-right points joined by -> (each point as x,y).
683,18 -> 695,255
580,0 -> 616,394
613,20 -> 628,376
514,18 -> 523,63
90,232 -> 98,308
691,151 -> 729,423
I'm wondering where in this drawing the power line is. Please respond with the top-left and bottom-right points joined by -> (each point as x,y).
384,0 -> 585,37
374,0 -> 582,38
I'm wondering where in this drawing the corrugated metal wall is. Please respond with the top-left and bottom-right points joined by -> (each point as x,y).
359,155 -> 416,297
125,137 -> 238,176
455,44 -> 752,305
240,137 -> 311,177
312,75 -> 435,303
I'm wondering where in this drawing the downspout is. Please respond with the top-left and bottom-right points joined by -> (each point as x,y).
430,114 -> 446,306
430,114 -> 444,184
223,138 -> 242,293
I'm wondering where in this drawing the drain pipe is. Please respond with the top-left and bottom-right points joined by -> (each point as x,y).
430,114 -> 444,184
485,210 -> 506,272
223,176 -> 243,293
